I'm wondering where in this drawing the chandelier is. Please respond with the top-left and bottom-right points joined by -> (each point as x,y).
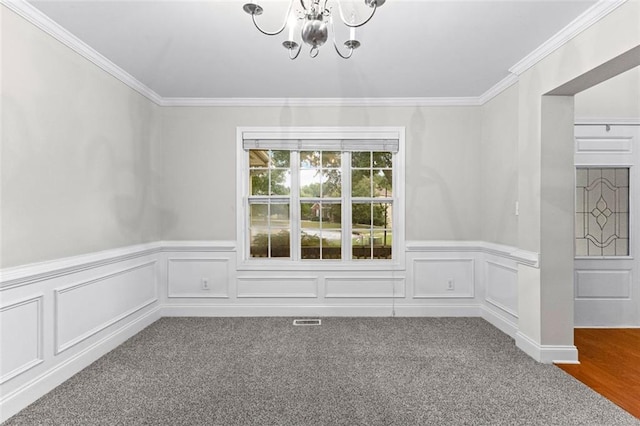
242,0 -> 385,59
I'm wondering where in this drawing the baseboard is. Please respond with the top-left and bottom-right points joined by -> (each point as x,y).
0,306 -> 161,423
161,303 -> 482,318
515,331 -> 579,364
480,305 -> 518,338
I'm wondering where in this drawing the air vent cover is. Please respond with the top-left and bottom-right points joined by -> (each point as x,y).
293,319 -> 321,326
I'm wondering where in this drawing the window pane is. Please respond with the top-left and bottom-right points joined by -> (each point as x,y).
373,203 -> 392,228
323,230 -> 341,260
300,202 -> 320,259
249,150 -> 269,168
575,167 -> 629,256
250,169 -> 269,196
300,203 -> 342,260
352,203 -> 371,228
300,151 -> 320,168
373,152 -> 392,168
322,170 -> 341,198
271,150 -> 290,168
271,169 -> 291,195
324,203 -> 342,228
352,170 -> 371,198
270,229 -> 290,258
249,204 -> 268,258
352,229 -> 372,259
352,152 -> 370,168
322,151 -> 341,168
300,170 -> 321,197
374,169 -> 392,198
270,204 -> 290,258
373,203 -> 392,259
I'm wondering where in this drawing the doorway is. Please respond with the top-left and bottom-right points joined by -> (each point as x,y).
573,124 -> 640,326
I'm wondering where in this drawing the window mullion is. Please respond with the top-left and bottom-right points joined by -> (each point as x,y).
343,152 -> 352,261
290,151 -> 300,261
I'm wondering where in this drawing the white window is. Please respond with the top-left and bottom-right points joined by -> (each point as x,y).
237,128 -> 404,266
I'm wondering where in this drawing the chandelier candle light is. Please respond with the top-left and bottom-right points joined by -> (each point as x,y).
242,0 -> 385,59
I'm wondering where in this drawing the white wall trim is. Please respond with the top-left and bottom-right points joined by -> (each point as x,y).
0,0 -> 163,105
159,241 -> 236,252
0,243 -> 161,290
478,74 -> 519,105
53,261 -> 159,354
406,241 -> 539,268
159,97 -> 482,108
161,304 -> 481,318
480,305 -> 518,338
515,332 -> 579,364
0,306 -> 161,423
0,295 -> 44,384
575,117 -> 640,126
484,261 -> 519,318
508,0 -> 628,76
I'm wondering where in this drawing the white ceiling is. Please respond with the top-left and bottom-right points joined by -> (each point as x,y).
27,0 -> 599,99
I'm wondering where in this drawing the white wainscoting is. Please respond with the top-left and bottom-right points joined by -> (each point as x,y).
575,269 -> 632,299
324,277 -> 405,298
161,241 -> 530,322
412,258 -> 475,298
0,244 -> 162,423
0,295 -> 44,384
54,261 -> 158,354
1,239 -> 539,422
406,241 -> 527,338
237,277 -> 319,298
574,268 -> 637,326
167,258 -> 230,298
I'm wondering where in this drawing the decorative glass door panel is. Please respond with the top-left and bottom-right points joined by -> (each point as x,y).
575,167 -> 629,256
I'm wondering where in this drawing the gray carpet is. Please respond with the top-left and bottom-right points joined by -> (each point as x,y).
4,317 -> 639,425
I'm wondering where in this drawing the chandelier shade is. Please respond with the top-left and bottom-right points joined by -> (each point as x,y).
242,0 -> 385,60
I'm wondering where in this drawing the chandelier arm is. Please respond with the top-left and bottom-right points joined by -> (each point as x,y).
250,0 -> 296,36
289,43 -> 303,60
329,15 -> 355,59
333,41 -> 354,59
335,0 -> 377,28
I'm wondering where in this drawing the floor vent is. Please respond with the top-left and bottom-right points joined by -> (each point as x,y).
293,319 -> 321,326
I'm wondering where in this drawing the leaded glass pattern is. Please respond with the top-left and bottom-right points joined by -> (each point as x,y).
575,168 -> 629,256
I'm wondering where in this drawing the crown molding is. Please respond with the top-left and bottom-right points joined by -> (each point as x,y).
1,0 -> 163,105
477,74 -> 519,105
159,97 -> 482,107
509,0 -> 628,76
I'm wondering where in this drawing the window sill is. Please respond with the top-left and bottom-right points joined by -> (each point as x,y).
574,256 -> 634,260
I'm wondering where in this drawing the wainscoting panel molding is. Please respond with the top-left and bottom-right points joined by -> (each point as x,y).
54,261 -> 158,354
0,295 -> 44,384
485,261 -> 519,317
236,277 -> 319,298
575,269 -> 631,299
0,246 -> 161,424
412,258 -> 475,298
324,277 -> 406,298
167,258 -> 230,298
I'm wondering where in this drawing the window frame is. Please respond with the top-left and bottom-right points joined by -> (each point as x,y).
237,127 -> 405,271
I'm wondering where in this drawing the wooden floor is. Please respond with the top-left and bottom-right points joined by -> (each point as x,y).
557,328 -> 640,419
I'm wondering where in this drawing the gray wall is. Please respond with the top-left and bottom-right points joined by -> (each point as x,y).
575,66 -> 640,118
480,83 -> 519,247
159,106 -> 482,242
1,8 -> 160,268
